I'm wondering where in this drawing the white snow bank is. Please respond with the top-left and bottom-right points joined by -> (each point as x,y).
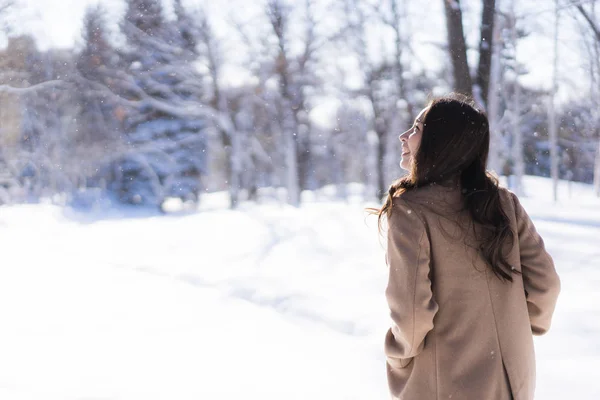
0,176 -> 597,399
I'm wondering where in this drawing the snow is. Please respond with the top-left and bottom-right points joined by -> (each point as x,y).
0,176 -> 599,399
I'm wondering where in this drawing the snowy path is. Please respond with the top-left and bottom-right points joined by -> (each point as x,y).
0,177 -> 598,399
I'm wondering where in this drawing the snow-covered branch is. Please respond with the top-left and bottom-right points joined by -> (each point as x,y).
0,80 -> 69,94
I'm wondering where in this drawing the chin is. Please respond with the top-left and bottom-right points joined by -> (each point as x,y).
400,158 -> 411,171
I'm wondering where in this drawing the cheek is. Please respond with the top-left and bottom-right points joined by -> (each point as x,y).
408,132 -> 422,153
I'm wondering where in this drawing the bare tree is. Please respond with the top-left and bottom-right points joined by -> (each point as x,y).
547,0 -> 560,201
266,0 -> 301,206
443,0 -> 473,97
376,0 -> 415,121
572,0 -> 600,196
178,1 -> 244,209
487,1 -> 505,174
0,1 -> 66,94
340,0 -> 401,200
442,0 -> 502,110
508,1 -> 524,195
0,0 -> 13,32
476,0 -> 496,106
575,2 -> 600,41
261,0 -> 325,206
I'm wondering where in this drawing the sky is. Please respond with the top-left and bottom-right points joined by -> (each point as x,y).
12,0 -> 122,49
4,0 -> 594,108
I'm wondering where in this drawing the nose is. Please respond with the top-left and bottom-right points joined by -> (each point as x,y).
398,129 -> 410,143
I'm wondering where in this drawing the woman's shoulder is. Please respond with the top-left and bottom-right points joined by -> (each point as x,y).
392,177 -> 520,215
394,180 -> 462,207
391,184 -> 463,223
496,185 -> 520,210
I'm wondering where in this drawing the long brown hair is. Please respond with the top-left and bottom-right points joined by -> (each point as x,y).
366,93 -> 518,282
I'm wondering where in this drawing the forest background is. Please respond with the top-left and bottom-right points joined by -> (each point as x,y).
0,0 -> 598,210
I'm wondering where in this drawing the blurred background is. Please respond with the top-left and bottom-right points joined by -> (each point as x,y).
0,0 -> 597,208
0,0 -> 598,399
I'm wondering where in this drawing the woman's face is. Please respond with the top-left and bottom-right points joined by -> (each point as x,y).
398,107 -> 428,171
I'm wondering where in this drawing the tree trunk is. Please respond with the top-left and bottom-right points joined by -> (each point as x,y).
594,139 -> 600,197
296,117 -> 312,192
368,82 -> 390,200
203,13 -> 241,210
476,0 -> 496,108
377,134 -> 386,201
510,11 -> 524,196
285,112 -> 301,206
575,2 -> 600,196
268,0 -> 302,206
487,5 -> 503,174
391,0 -> 414,121
548,0 -> 560,202
229,128 -> 242,209
443,0 -> 473,96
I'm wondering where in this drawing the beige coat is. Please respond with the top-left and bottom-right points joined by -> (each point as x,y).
384,182 -> 561,400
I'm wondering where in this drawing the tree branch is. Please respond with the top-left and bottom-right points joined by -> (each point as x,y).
576,4 -> 600,42
0,80 -> 69,94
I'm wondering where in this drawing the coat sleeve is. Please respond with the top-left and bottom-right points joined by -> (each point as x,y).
512,192 -> 561,336
384,198 -> 438,369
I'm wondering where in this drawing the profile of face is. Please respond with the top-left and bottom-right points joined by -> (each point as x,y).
398,107 -> 429,171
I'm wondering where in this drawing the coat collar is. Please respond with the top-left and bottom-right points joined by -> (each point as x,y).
398,175 -> 465,213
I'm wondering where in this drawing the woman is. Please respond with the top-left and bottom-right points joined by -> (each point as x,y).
367,94 -> 561,400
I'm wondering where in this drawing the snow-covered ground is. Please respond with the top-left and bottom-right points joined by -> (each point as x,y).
0,176 -> 598,399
